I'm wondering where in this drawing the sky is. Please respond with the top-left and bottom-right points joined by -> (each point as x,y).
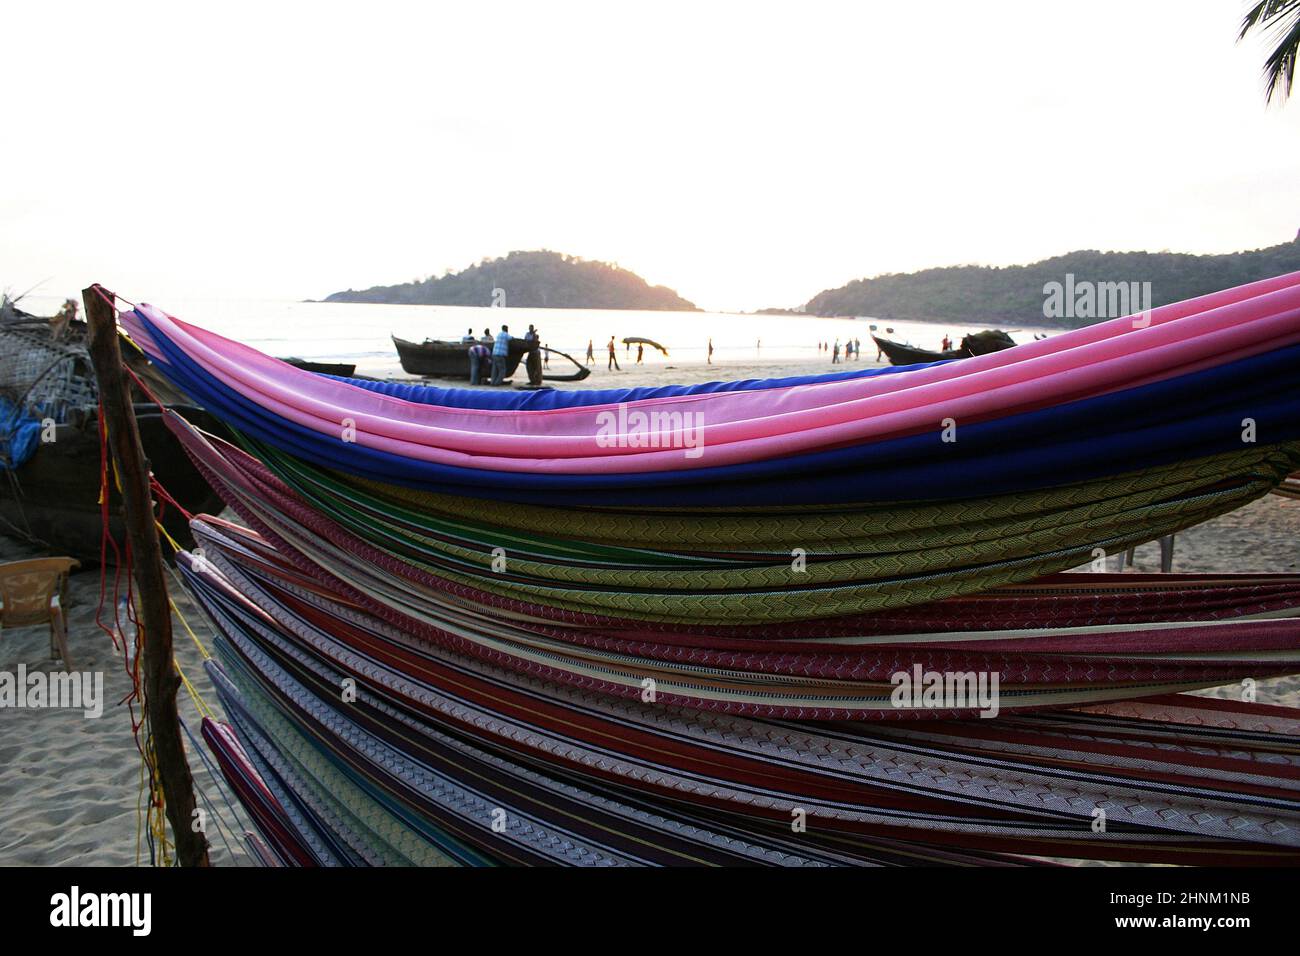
2,0 -> 1298,312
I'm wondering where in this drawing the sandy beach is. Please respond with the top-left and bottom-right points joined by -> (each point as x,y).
2,353 -> 1299,865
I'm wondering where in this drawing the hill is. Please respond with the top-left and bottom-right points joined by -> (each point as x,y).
802,239 -> 1300,327
322,250 -> 698,311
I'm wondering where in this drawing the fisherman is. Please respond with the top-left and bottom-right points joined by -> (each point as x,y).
468,340 -> 490,385
523,326 -> 543,386
462,327 -> 476,344
607,336 -> 621,371
491,324 -> 511,385
586,339 -> 595,364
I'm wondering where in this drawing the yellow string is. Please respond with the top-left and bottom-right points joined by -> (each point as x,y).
149,735 -> 172,867
169,594 -> 212,661
135,753 -> 145,866
174,655 -> 216,722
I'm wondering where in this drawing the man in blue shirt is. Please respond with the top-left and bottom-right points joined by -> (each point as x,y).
491,324 -> 511,385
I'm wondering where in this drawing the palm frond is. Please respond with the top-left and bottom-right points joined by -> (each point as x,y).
1239,0 -> 1300,103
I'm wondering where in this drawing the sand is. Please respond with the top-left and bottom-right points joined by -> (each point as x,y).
1,353 -> 1298,865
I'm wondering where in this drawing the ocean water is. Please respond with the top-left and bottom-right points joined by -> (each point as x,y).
21,294 -> 1057,379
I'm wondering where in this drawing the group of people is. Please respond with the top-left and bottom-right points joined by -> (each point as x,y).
820,337 -> 863,364
581,337 -> 628,370
465,324 -> 547,387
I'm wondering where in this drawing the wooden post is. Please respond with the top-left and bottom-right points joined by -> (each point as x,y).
83,285 -> 211,868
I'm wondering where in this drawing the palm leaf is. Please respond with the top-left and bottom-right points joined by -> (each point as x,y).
1239,0 -> 1300,103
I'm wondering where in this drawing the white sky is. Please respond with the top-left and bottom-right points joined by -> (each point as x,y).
2,0 -> 1298,311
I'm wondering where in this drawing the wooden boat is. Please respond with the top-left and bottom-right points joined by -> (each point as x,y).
0,403 -> 229,562
280,357 -> 357,377
622,336 -> 669,356
392,336 -> 590,382
871,329 -> 1017,366
1,317 -> 227,562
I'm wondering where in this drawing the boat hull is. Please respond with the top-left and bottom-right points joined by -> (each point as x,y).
391,337 -> 590,382
281,358 -> 357,376
393,337 -> 526,379
872,330 -> 1017,366
0,406 -> 228,563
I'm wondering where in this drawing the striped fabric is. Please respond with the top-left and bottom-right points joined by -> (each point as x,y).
181,528 -> 1300,866
114,275 -> 1300,865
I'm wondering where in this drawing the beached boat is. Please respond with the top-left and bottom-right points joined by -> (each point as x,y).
0,403 -> 228,562
872,329 -> 1017,366
0,319 -> 226,561
392,336 -> 590,382
621,336 -> 669,356
280,358 -> 357,376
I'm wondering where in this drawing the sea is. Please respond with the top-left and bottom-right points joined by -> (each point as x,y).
20,294 -> 1058,379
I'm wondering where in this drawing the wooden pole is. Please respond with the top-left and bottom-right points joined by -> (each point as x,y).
83,285 -> 211,867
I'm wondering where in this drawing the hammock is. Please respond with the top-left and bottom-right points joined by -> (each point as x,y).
180,529 -> 1300,866
179,511 -> 1300,718
118,270 -> 1300,507
111,272 -> 1300,864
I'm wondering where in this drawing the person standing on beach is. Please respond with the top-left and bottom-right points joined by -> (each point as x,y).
491,324 -> 511,385
832,340 -> 840,364
708,337 -> 714,364
636,343 -> 644,365
586,339 -> 594,364
521,325 -> 543,386
543,343 -> 549,368
607,336 -> 621,371
941,333 -> 951,352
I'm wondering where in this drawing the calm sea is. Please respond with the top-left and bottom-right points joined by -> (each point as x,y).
22,294 -> 1057,379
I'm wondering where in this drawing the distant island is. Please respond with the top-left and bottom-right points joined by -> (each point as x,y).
322,250 -> 698,311
800,239 -> 1300,328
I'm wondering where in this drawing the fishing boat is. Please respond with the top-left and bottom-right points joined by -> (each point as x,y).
621,336 -> 669,356
872,329 -> 1017,366
280,358 -> 357,377
392,336 -> 590,382
0,319 -> 226,561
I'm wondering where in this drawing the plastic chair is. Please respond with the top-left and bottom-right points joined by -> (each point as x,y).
0,557 -> 80,667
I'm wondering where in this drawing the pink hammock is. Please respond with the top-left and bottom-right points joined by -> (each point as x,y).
121,271 -> 1300,474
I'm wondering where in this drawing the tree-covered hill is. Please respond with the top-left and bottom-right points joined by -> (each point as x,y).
322,250 -> 698,311
803,239 -> 1300,327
